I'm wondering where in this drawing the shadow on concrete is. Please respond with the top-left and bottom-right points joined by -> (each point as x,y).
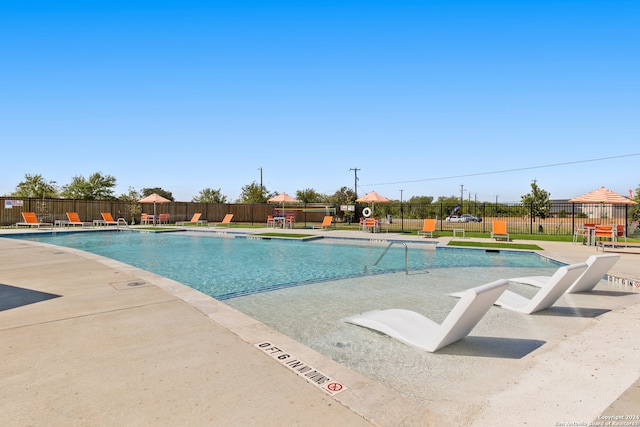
532,306 -> 611,318
0,283 -> 61,312
439,337 -> 546,359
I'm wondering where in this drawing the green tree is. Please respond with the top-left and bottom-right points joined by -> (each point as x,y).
141,187 -> 174,201
192,188 -> 228,203
118,187 -> 142,223
12,173 -> 58,198
60,172 -> 117,200
521,180 -> 551,220
629,185 -> 640,226
325,187 -> 356,220
237,181 -> 272,203
408,195 -> 433,205
295,188 -> 324,203
326,186 -> 356,206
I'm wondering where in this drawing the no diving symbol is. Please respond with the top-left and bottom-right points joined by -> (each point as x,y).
326,382 -> 343,392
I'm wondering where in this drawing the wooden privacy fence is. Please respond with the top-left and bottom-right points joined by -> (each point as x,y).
0,198 -> 334,228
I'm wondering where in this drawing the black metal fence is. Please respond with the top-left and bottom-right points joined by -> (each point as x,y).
1,197 -> 637,236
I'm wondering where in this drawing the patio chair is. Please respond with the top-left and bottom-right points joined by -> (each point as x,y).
491,220 -> 509,241
66,212 -> 91,227
450,262 -> 588,314
157,213 -> 170,225
310,216 -> 334,229
363,218 -> 378,232
507,254 -> 620,294
286,215 -> 295,229
176,213 -> 207,226
572,224 -> 589,245
344,279 -> 509,352
594,225 -> 614,244
210,213 -> 234,228
101,212 -> 119,226
267,215 -> 276,227
615,225 -> 626,243
417,218 -> 436,238
16,212 -> 52,228
141,213 -> 154,225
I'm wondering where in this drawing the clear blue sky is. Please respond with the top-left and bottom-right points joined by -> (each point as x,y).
2,0 -> 639,203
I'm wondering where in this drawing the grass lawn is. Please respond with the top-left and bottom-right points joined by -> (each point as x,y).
255,232 -> 315,238
447,240 -> 543,250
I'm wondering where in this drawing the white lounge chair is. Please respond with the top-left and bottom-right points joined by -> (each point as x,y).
455,262 -> 588,314
344,279 -> 509,352
508,254 -> 620,294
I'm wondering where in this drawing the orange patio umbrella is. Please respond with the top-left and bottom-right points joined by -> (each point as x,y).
569,187 -> 637,205
356,191 -> 390,203
138,193 -> 171,219
268,192 -> 299,215
356,191 -> 390,217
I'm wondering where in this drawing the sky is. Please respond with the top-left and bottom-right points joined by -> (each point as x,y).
1,0 -> 639,203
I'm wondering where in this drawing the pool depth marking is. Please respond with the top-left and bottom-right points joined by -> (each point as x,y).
255,341 -> 347,395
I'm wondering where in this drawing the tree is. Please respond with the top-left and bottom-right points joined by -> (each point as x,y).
325,187 -> 356,220
118,187 -> 142,223
60,172 -> 117,200
295,188 -> 324,203
521,180 -> 551,221
141,188 -> 174,201
327,186 -> 356,206
12,174 -> 58,198
237,181 -> 272,203
408,196 -> 433,205
192,188 -> 228,203
629,184 -> 640,226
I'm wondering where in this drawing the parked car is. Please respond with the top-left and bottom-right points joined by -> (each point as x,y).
445,215 -> 468,223
460,214 -> 482,222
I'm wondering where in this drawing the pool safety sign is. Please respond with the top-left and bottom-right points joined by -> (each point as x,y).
255,341 -> 347,395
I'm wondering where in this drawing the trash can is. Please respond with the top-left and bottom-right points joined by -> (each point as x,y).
386,214 -> 393,224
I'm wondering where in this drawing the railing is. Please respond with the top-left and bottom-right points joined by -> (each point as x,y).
0,197 -> 636,236
372,242 -> 409,275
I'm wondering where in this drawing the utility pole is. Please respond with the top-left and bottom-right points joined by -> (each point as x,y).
400,189 -> 404,231
459,184 -> 465,213
258,167 -> 263,191
349,167 -> 360,200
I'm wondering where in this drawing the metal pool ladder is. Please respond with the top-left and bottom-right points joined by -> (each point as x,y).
117,217 -> 133,232
372,241 -> 409,275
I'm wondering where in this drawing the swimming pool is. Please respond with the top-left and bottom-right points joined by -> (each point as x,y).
9,230 -> 571,413
11,230 -> 559,300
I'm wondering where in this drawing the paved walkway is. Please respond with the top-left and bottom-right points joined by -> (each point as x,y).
1,227 -> 639,426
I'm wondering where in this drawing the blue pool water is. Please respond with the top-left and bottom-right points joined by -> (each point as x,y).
11,231 -> 559,300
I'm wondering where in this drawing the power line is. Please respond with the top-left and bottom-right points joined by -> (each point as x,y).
362,153 -> 640,187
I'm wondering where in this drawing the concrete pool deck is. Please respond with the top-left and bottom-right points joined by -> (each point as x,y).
0,227 -> 639,426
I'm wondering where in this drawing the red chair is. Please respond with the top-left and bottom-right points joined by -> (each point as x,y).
286,215 -> 295,229
593,225 -> 614,244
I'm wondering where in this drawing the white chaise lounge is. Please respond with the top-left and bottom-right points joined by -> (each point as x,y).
508,254 -> 620,294
461,262 -> 588,314
344,279 -> 509,352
